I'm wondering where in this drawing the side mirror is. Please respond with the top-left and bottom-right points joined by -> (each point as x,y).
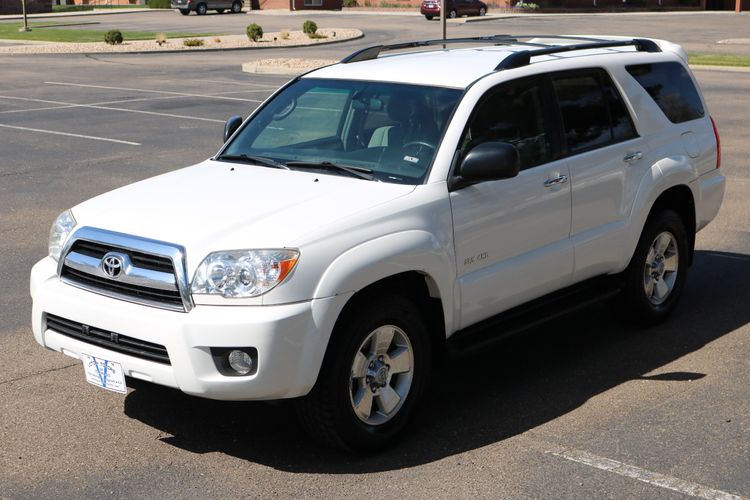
223,115 -> 243,143
459,141 -> 520,182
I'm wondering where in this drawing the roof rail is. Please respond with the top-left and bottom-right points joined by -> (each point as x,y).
339,35 -> 661,68
340,35 -> 517,63
495,38 -> 661,70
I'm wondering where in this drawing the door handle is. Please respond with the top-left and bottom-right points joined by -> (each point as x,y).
544,174 -> 569,188
623,151 -> 643,163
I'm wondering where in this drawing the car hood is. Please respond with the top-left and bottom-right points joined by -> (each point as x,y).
71,160 -> 416,270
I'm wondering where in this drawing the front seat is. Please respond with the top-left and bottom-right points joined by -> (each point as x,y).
368,93 -> 436,148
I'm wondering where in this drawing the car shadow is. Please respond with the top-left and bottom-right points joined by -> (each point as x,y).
123,249 -> 750,472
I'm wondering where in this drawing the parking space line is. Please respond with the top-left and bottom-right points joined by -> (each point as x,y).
192,78 -> 283,88
44,81 -> 264,103
0,124 -> 141,146
0,94 -> 224,123
545,444 -> 746,500
0,105 -> 78,115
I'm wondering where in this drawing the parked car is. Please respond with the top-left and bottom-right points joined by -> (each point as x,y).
420,0 -> 487,19
170,0 -> 243,15
31,35 -> 724,452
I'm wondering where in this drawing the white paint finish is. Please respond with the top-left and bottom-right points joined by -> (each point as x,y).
0,123 -> 140,145
450,160 -> 574,328
546,445 -> 746,500
44,81 -> 264,103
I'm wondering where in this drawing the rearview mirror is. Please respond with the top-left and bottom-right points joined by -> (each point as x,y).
223,115 -> 243,143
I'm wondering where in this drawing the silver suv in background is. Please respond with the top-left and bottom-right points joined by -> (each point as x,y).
171,0 -> 243,15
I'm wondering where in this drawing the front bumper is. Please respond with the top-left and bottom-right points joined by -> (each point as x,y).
31,257 -> 349,401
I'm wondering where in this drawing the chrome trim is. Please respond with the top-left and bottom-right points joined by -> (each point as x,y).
57,227 -> 194,313
543,174 -> 569,187
64,251 -> 178,291
623,151 -> 643,163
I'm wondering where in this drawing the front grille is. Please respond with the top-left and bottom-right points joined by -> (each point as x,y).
69,240 -> 174,274
59,234 -> 187,312
46,314 -> 171,365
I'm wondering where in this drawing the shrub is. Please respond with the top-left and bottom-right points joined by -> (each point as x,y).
246,23 -> 263,42
280,29 -> 290,40
342,0 -> 358,6
213,37 -> 222,43
147,0 -> 171,8
183,38 -> 204,47
155,32 -> 167,46
302,20 -> 317,35
104,30 -> 123,45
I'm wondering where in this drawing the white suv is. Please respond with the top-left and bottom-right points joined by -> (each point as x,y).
31,35 -> 725,451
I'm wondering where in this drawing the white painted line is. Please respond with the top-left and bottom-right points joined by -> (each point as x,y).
192,78 -> 282,88
0,94 -> 224,123
0,124 -> 140,146
0,105 -> 77,115
44,81 -> 264,103
546,445 -> 746,500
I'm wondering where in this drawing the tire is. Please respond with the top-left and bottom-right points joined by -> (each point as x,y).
479,6 -> 486,15
195,2 -> 207,14
449,8 -> 458,17
425,14 -> 433,19
618,209 -> 689,325
296,294 -> 432,452
231,0 -> 242,12
216,8 -> 225,12
179,8 -> 190,14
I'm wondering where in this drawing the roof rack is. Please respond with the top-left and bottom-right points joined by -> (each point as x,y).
339,35 -> 661,70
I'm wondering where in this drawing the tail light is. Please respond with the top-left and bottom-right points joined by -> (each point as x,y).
710,115 -> 721,169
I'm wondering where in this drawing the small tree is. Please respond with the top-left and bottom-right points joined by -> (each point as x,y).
302,20 -> 317,35
246,23 -> 263,42
104,30 -> 123,45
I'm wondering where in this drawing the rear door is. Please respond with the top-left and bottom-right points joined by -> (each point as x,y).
550,68 -> 649,281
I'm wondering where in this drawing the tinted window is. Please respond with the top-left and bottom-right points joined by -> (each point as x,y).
627,62 -> 704,123
553,74 -> 611,153
602,76 -> 637,142
462,80 -> 553,170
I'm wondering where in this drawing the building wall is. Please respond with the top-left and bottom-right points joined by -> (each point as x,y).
0,0 -> 53,14
289,0 -> 341,9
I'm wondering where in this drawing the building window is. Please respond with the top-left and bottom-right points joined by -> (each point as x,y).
304,0 -> 323,5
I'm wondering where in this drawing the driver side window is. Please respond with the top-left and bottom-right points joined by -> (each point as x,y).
462,79 -> 553,170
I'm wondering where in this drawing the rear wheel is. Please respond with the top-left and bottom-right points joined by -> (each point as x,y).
195,2 -> 207,14
296,295 -> 431,452
618,209 -> 689,325
479,6 -> 486,15
231,1 -> 242,12
179,8 -> 190,14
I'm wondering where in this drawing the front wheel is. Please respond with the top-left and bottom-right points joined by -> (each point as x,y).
479,6 -> 486,15
449,8 -> 458,17
195,2 -> 207,14
296,295 -> 431,452
617,209 -> 689,325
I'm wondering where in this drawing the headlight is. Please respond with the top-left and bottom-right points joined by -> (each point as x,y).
191,249 -> 299,298
48,210 -> 77,262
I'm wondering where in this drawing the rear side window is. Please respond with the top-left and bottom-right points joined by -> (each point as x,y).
552,70 -> 637,155
627,62 -> 704,123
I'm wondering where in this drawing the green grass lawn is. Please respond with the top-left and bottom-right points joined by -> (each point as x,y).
0,22 -> 219,43
689,53 -> 750,68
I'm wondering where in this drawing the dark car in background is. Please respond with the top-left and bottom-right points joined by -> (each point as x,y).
171,0 -> 243,15
420,0 -> 487,19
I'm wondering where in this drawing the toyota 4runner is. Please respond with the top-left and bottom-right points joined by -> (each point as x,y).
31,35 -> 725,451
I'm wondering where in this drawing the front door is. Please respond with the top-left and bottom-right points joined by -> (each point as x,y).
450,76 -> 574,329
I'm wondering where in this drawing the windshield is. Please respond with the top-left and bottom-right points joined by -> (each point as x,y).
221,78 -> 462,184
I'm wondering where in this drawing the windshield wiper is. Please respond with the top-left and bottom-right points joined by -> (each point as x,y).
286,161 -> 378,181
216,153 -> 289,170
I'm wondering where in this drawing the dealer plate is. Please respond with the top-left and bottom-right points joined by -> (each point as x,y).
81,353 -> 127,394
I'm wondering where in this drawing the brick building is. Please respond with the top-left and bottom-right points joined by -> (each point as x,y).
0,0 -> 53,14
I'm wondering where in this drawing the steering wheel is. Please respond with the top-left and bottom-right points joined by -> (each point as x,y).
403,140 -> 437,153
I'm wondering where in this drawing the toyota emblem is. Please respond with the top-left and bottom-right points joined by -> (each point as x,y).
101,253 -> 124,279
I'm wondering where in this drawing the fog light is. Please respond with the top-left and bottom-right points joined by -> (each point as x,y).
227,350 -> 254,375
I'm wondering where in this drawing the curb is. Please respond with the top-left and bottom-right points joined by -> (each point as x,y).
0,30 -> 364,56
690,64 -> 750,72
242,58 -> 338,75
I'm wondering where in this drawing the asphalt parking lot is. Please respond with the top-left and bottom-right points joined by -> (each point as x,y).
1,12 -> 749,499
